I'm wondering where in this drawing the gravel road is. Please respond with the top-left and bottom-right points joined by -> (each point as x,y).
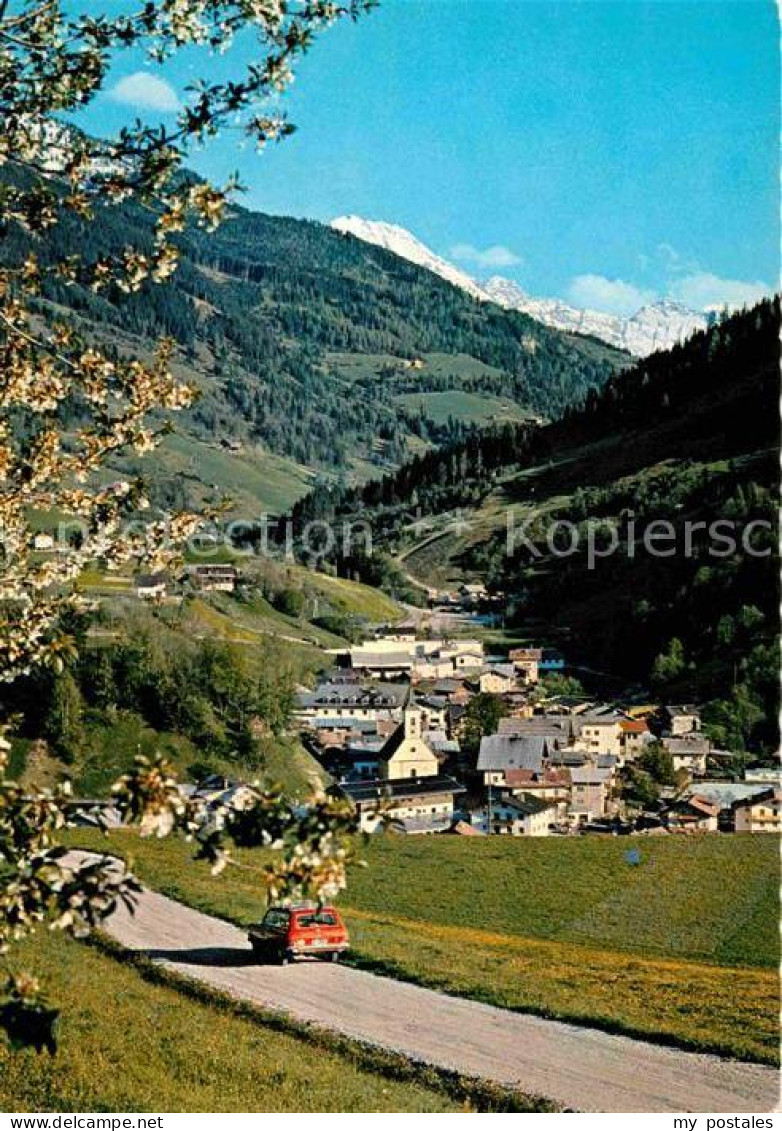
93,870 -> 779,1113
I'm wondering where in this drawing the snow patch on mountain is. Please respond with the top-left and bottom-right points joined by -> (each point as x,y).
331,216 -> 487,301
331,215 -> 710,357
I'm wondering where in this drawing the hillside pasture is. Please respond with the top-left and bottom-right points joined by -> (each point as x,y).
158,433 -> 314,515
394,390 -> 533,427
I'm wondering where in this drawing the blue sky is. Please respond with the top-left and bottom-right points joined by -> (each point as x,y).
78,0 -> 779,314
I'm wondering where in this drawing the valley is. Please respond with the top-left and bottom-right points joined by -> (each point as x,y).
1,0 -> 778,1118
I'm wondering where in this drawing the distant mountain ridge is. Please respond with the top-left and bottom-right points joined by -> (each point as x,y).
330,215 -> 712,357
482,277 -> 712,358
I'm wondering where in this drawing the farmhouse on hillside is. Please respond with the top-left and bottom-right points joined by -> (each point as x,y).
134,572 -> 167,600
187,563 -> 239,592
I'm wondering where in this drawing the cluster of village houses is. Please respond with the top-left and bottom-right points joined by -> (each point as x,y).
295,630 -> 780,837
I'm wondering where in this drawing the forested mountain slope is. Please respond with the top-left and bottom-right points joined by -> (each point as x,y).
1,165 -> 624,509
293,300 -> 780,753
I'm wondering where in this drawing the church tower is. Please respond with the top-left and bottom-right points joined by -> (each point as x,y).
379,696 -> 439,781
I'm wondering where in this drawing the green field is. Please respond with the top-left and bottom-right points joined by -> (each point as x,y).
284,565 -> 404,623
182,583 -> 400,651
326,350 -> 538,432
325,350 -> 508,387
327,351 -> 535,429
65,830 -> 779,1064
186,594 -> 346,650
394,391 -> 532,427
12,709 -> 326,800
349,837 -> 778,966
155,557 -> 402,629
0,933 -> 481,1113
156,432 -> 315,515
420,352 -> 512,382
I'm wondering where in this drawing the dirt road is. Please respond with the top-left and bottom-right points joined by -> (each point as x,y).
95,874 -> 778,1113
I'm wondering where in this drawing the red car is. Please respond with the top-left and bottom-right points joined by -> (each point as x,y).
248,903 -> 349,964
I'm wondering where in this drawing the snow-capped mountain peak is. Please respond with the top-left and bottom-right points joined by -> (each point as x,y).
331,215 -> 710,357
331,215 -> 487,301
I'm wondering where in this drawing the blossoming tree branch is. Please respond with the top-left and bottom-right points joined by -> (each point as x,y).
0,0 -> 371,1052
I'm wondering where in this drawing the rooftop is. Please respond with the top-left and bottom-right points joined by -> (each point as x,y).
548,751 -> 587,768
731,787 -> 781,811
579,711 -> 624,725
620,719 -> 650,733
310,717 -> 378,733
663,735 -> 710,755
417,694 -> 449,709
505,767 -> 571,788
477,734 -> 549,772
482,663 -> 516,679
570,767 -> 612,784
349,652 -> 414,669
498,717 -> 575,738
336,774 -> 466,804
306,682 -> 409,708
134,572 -> 167,587
684,780 -> 772,807
496,792 -> 557,817
432,680 -> 464,693
188,563 -> 238,576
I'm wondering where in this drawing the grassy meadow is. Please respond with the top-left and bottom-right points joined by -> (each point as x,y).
0,933 -> 490,1113
157,432 -> 315,515
325,350 -> 507,389
14,713 -> 326,800
64,830 -> 780,1064
394,390 -> 532,427
185,594 -> 346,650
285,566 -> 404,624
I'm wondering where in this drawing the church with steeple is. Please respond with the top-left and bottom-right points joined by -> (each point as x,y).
332,692 -> 465,833
378,698 -> 440,780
